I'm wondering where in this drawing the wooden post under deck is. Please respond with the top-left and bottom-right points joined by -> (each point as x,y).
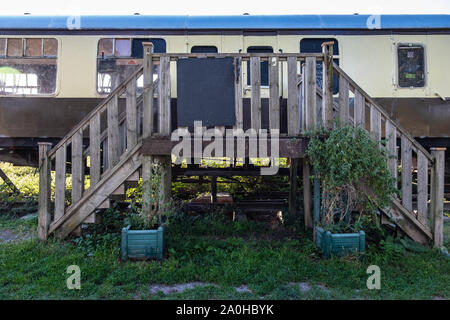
38,142 -> 52,241
289,158 -> 299,215
303,158 -> 313,229
430,147 -> 446,248
142,42 -> 154,217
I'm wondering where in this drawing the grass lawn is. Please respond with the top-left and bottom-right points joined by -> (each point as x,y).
0,209 -> 449,300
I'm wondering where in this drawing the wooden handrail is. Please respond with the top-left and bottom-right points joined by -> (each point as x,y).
47,66 -> 144,159
332,62 -> 434,162
151,52 -> 325,61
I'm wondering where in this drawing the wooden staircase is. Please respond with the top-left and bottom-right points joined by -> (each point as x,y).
37,43 -> 169,240
315,45 -> 445,246
36,43 -> 445,247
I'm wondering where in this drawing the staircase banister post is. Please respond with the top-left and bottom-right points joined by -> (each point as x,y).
430,147 -> 446,248
142,42 -> 154,138
321,41 -> 334,129
38,142 -> 52,241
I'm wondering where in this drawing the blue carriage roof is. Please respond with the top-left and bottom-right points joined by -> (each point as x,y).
0,15 -> 449,30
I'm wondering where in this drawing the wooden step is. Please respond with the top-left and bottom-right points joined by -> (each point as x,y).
84,211 -> 100,224
48,143 -> 142,238
97,199 -> 111,209
124,170 -> 140,189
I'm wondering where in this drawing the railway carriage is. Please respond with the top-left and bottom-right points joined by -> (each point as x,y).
0,14 -> 449,169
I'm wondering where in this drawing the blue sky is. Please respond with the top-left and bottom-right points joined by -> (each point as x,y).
2,0 -> 450,15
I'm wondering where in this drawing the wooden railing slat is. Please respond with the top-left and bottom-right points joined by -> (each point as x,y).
370,104 -> 381,143
89,113 -> 101,186
47,67 -> 143,159
338,76 -> 350,124
107,95 -> 119,168
401,135 -> 413,212
332,62 -> 433,162
304,56 -> 316,130
234,57 -> 243,130
322,43 -> 333,128
126,77 -> 137,149
71,130 -> 83,203
250,57 -> 261,131
268,56 -> 280,130
159,56 -> 171,135
354,90 -> 365,128
38,142 -> 52,241
54,145 -> 66,220
143,45 -> 154,138
417,151 -> 428,225
385,120 -> 398,185
287,56 -> 299,135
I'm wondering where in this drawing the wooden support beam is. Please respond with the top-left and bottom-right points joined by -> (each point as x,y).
141,155 -> 153,218
303,158 -> 313,229
268,56 -> 280,130
211,176 -> 217,203
0,167 -> 20,195
250,56 -> 261,131
304,57 -> 316,130
143,42 -> 154,138
287,56 -> 299,135
321,42 -> 334,128
155,155 -> 172,213
288,158 -> 299,215
430,148 -> 445,248
38,142 -> 52,241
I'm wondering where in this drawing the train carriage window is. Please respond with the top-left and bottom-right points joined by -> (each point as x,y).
98,38 -> 113,57
114,39 -> 131,57
97,37 -> 166,94
300,38 -> 339,94
43,38 -> 58,56
398,44 -> 425,88
0,37 -> 58,95
246,46 -> 273,86
25,38 -> 42,57
191,46 -> 218,53
7,38 -> 23,57
0,39 -> 5,56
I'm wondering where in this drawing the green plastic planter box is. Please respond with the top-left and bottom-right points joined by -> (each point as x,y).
121,225 -> 165,261
315,227 -> 365,258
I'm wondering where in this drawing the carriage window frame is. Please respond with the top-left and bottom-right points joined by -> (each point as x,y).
96,37 -> 167,95
300,38 -> 339,94
246,46 -> 273,87
397,43 -> 426,88
190,46 -> 218,53
0,37 -> 59,96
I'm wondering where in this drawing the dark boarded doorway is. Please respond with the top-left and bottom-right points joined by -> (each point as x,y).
176,57 -> 236,128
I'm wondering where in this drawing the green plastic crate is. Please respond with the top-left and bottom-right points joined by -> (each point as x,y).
121,225 -> 165,261
315,227 -> 365,258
